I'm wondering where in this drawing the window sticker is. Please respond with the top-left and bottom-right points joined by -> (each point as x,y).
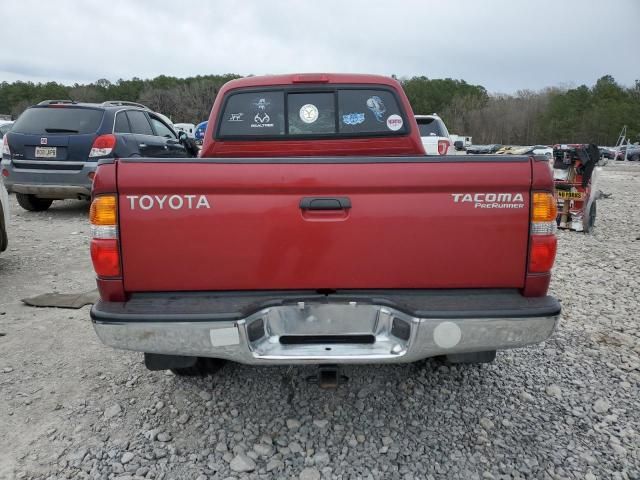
386,114 -> 403,131
251,97 -> 274,128
299,104 -> 319,124
366,96 -> 386,122
342,113 -> 365,125
228,113 -> 244,122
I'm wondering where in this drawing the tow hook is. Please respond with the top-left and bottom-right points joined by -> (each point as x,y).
307,365 -> 348,389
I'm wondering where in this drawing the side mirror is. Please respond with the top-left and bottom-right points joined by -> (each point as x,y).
178,132 -> 188,142
454,140 -> 464,151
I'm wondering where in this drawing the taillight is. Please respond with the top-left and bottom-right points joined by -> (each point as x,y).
2,136 -> 10,157
90,239 -> 121,277
89,134 -> 116,158
90,194 -> 120,277
528,191 -> 557,273
529,236 -> 557,273
437,139 -> 450,155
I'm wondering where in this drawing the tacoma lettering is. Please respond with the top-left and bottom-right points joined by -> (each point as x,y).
451,192 -> 525,209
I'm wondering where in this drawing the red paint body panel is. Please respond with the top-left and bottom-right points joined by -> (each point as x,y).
91,162 -> 116,198
117,161 -> 532,292
96,277 -> 126,302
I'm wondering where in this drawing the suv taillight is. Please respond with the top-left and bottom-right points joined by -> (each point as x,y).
89,134 -> 116,158
90,194 -> 120,277
437,139 -> 450,155
528,192 -> 558,273
2,136 -> 10,157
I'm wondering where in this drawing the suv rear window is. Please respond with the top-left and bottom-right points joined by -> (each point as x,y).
12,107 -> 104,135
217,87 -> 407,138
416,117 -> 446,137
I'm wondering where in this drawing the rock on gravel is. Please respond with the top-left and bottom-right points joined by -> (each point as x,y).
313,419 -> 329,428
519,390 -> 535,402
176,413 -> 190,424
286,418 -> 301,430
253,443 -> 273,456
299,467 -> 321,480
229,453 -> 256,472
267,458 -> 284,472
545,384 -> 562,397
120,452 -> 134,464
103,404 -> 122,419
313,451 -> 330,466
593,398 -> 610,413
479,417 -> 495,430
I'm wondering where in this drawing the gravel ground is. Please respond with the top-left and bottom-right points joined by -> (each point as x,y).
1,163 -> 639,480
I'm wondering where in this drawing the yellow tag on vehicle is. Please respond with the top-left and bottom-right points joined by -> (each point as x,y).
557,190 -> 583,200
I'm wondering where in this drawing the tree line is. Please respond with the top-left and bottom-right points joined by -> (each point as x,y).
1,74 -> 638,146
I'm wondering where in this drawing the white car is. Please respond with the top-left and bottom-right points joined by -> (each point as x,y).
0,174 -> 8,254
415,114 -> 452,155
173,123 -> 196,139
0,120 -> 13,140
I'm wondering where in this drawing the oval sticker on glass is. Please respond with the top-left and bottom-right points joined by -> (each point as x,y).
386,114 -> 403,131
299,104 -> 319,124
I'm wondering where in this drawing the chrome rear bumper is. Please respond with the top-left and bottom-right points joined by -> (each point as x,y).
92,292 -> 559,365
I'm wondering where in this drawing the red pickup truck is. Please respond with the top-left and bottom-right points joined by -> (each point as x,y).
89,74 -> 560,378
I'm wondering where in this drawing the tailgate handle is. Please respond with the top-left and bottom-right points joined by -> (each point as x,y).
299,197 -> 351,210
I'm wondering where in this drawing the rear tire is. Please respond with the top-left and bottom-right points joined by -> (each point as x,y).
583,200 -> 596,233
16,193 -> 53,212
0,202 -> 7,252
171,357 -> 226,376
445,350 -> 496,364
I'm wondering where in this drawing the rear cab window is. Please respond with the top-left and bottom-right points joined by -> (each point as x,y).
11,107 -> 104,135
217,86 -> 408,139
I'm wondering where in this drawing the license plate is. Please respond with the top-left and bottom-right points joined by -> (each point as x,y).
557,190 -> 583,200
35,146 -> 57,158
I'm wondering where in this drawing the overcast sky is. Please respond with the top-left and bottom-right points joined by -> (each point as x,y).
2,0 -> 638,93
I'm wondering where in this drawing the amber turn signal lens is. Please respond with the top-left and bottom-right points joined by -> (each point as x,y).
531,192 -> 557,222
90,194 -> 117,226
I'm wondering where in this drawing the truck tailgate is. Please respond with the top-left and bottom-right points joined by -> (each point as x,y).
116,157 -> 532,292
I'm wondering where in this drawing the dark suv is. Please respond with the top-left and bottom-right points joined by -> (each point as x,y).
1,100 -> 190,211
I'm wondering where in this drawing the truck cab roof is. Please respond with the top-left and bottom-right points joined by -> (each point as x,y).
221,73 -> 407,89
